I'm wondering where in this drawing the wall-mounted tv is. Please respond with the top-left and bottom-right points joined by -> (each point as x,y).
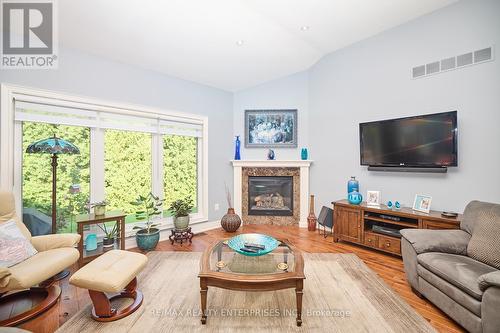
360,111 -> 458,168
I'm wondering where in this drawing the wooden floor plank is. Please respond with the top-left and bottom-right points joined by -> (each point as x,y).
15,225 -> 464,332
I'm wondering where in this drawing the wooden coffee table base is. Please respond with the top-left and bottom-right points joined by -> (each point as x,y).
199,278 -> 304,326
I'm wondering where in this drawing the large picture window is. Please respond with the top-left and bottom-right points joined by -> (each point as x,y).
105,130 -> 152,222
6,85 -> 208,234
163,135 -> 198,216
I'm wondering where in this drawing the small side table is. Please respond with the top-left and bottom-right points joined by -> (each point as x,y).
169,227 -> 194,245
76,211 -> 126,266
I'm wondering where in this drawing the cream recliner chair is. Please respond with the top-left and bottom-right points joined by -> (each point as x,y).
0,190 -> 81,326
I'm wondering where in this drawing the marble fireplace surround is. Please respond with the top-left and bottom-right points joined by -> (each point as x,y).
231,160 -> 312,228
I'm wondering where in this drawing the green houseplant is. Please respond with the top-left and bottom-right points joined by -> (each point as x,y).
97,222 -> 118,248
90,200 -> 107,216
131,192 -> 164,251
169,197 -> 194,230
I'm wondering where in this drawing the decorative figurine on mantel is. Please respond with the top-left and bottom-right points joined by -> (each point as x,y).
267,149 -> 275,160
307,194 -> 317,231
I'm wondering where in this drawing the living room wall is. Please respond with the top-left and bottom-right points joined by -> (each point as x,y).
0,47 -> 234,222
309,0 -> 500,212
233,71 -> 309,160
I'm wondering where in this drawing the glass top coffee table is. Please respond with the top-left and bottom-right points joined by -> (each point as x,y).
198,237 -> 305,326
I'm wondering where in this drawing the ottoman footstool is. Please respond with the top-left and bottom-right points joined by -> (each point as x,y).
69,250 -> 148,322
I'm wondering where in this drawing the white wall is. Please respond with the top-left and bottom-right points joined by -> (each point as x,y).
233,71 -> 308,160
0,47 -> 234,221
309,0 -> 500,212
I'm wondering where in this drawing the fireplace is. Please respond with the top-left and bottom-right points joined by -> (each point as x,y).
248,176 -> 293,216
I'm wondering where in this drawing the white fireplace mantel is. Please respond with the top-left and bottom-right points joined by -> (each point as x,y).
231,160 -> 313,228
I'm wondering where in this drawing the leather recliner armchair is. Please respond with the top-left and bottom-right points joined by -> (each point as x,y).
0,190 -> 81,326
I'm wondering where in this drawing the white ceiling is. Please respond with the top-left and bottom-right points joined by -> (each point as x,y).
59,0 -> 457,91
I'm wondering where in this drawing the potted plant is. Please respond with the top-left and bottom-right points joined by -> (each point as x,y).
90,201 -> 107,216
169,197 -> 194,230
131,192 -> 164,251
98,222 -> 118,248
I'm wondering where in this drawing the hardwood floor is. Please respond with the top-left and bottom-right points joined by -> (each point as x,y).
15,225 -> 465,333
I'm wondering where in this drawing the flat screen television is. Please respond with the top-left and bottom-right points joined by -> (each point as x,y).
359,111 -> 458,168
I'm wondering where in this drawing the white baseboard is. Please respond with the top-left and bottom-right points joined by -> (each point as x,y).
125,219 -> 221,249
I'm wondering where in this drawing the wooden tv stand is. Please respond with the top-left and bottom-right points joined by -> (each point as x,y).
332,200 -> 461,256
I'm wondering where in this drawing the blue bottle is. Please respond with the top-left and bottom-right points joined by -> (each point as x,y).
301,148 -> 308,160
347,176 -> 359,195
234,136 -> 241,160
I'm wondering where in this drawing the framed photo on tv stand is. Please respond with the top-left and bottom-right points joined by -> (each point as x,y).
413,194 -> 432,213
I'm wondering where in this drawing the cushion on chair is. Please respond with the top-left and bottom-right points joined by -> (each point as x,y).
0,191 -> 32,241
418,264 -> 482,316
418,252 -> 496,300
466,202 -> 500,269
69,250 -> 147,293
1,247 -> 79,291
0,220 -> 38,267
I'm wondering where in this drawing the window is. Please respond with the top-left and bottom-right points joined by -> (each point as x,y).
105,130 -> 152,222
6,85 -> 208,234
22,122 -> 90,235
163,135 -> 198,216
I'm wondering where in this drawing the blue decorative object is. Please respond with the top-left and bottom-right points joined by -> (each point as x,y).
85,233 -> 97,251
395,201 -> 401,210
267,149 -> 275,160
234,136 -> 241,160
347,176 -> 359,195
301,148 -> 308,160
348,191 -> 363,205
228,233 -> 280,257
387,201 -> 393,209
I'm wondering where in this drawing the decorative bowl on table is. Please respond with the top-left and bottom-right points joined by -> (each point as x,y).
227,233 -> 280,257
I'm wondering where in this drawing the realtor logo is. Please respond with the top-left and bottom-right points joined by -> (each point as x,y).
1,0 -> 58,69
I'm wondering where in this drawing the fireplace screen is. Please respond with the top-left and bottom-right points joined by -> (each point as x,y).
248,176 -> 293,216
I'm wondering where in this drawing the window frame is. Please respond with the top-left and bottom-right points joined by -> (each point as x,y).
1,84 -> 209,233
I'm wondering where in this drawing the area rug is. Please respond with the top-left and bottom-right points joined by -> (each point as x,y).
58,252 -> 436,332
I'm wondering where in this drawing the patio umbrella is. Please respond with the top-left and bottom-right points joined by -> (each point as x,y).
26,135 -> 80,234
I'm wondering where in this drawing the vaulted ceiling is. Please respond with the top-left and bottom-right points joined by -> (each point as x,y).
59,0 -> 457,91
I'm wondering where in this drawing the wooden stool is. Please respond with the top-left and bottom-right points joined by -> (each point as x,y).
69,250 -> 148,322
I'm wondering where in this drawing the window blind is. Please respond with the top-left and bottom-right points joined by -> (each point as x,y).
14,97 -> 203,137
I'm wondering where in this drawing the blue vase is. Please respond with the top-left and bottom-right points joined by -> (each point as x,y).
395,201 -> 401,210
348,191 -> 363,205
301,148 -> 308,160
234,136 -> 241,160
347,176 -> 359,195
85,233 -> 97,251
387,201 -> 393,209
267,149 -> 275,160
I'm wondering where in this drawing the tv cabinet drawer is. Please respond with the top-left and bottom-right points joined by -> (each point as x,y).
378,235 -> 401,255
364,233 -> 378,247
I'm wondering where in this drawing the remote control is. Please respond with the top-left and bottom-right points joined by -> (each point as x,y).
240,247 -> 258,253
244,242 -> 265,250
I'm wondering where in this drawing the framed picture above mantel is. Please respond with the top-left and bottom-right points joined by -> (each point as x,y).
245,109 -> 298,148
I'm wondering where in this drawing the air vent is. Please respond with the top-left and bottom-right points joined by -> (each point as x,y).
426,61 -> 440,75
457,53 -> 473,67
412,46 -> 493,79
441,57 -> 456,71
